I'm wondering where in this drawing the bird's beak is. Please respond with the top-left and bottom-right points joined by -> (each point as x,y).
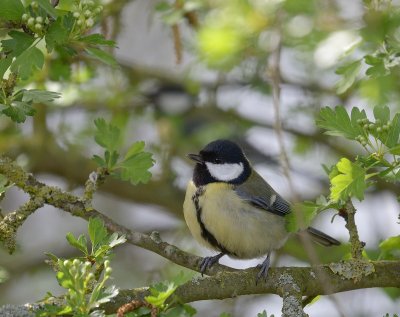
187,153 -> 203,164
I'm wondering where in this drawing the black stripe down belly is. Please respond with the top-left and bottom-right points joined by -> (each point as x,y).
192,186 -> 235,256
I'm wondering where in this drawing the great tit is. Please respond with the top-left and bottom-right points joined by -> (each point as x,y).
183,139 -> 340,282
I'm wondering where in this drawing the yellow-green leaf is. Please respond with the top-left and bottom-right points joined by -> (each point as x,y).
330,158 -> 366,202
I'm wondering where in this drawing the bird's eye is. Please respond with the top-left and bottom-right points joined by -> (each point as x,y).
214,158 -> 222,164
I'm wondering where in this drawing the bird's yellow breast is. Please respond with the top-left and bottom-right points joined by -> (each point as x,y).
183,181 -> 289,259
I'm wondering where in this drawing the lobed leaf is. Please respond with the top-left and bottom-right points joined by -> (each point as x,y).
10,46 -> 45,79
0,0 -> 24,21
37,0 -> 58,19
2,101 -> 36,123
93,118 -> 122,152
45,17 -> 70,52
118,151 -> 154,185
316,106 -> 366,140
145,282 -> 178,307
373,105 -> 390,124
20,89 -> 61,103
88,218 -> 109,252
1,31 -> 35,57
66,232 -> 88,255
330,158 -> 366,202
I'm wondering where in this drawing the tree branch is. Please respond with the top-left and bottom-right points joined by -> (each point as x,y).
101,261 -> 399,313
1,156 -> 400,315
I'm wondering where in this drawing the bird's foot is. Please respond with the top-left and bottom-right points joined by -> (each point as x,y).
256,252 -> 271,284
199,253 -> 224,276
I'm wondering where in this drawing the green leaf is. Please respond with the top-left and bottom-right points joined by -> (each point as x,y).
92,155 -> 106,167
1,31 -> 35,57
0,57 -> 13,79
93,244 -> 111,258
20,89 -> 61,103
125,141 -> 145,159
88,218 -> 109,252
373,105 -> 390,124
105,150 -> 119,168
92,285 -> 119,305
85,47 -> 118,66
316,106 -> 366,140
79,34 -> 116,47
45,17 -> 70,52
365,54 -> 388,77
66,232 -> 88,255
10,46 -> 45,79
1,101 -> 36,123
0,0 -> 24,21
330,158 -> 366,202
385,113 -> 400,148
94,118 -> 121,152
145,282 -> 177,307
37,0 -> 58,19
117,151 -> 154,185
379,235 -> 400,260
335,60 -> 361,94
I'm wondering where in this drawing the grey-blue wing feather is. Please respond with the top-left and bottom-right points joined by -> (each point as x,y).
235,170 -> 291,217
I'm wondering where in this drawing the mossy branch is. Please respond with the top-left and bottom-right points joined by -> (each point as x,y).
1,156 -> 400,315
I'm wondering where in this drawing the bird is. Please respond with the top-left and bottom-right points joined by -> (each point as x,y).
183,139 -> 340,283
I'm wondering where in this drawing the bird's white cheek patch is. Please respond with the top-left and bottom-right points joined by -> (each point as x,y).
205,162 -> 244,181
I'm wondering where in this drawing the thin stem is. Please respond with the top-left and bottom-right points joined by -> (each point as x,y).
340,200 -> 365,259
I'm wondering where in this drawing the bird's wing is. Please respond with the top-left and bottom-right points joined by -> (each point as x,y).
234,170 -> 291,217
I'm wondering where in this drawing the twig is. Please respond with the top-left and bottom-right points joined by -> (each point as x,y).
0,197 -> 44,253
172,24 -> 182,64
339,200 -> 365,259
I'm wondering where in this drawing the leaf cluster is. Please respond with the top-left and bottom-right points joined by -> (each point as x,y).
0,0 -> 117,123
317,105 -> 400,202
39,218 -> 125,317
288,105 -> 400,232
126,278 -> 196,317
92,118 -> 155,185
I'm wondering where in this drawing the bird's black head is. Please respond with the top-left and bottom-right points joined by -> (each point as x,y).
188,139 -> 251,186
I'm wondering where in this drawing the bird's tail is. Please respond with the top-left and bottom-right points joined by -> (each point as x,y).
305,227 -> 340,246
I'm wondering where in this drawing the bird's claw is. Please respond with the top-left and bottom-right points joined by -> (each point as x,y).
199,253 -> 224,276
255,252 -> 271,285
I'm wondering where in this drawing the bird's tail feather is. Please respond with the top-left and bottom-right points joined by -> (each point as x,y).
305,227 -> 340,246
